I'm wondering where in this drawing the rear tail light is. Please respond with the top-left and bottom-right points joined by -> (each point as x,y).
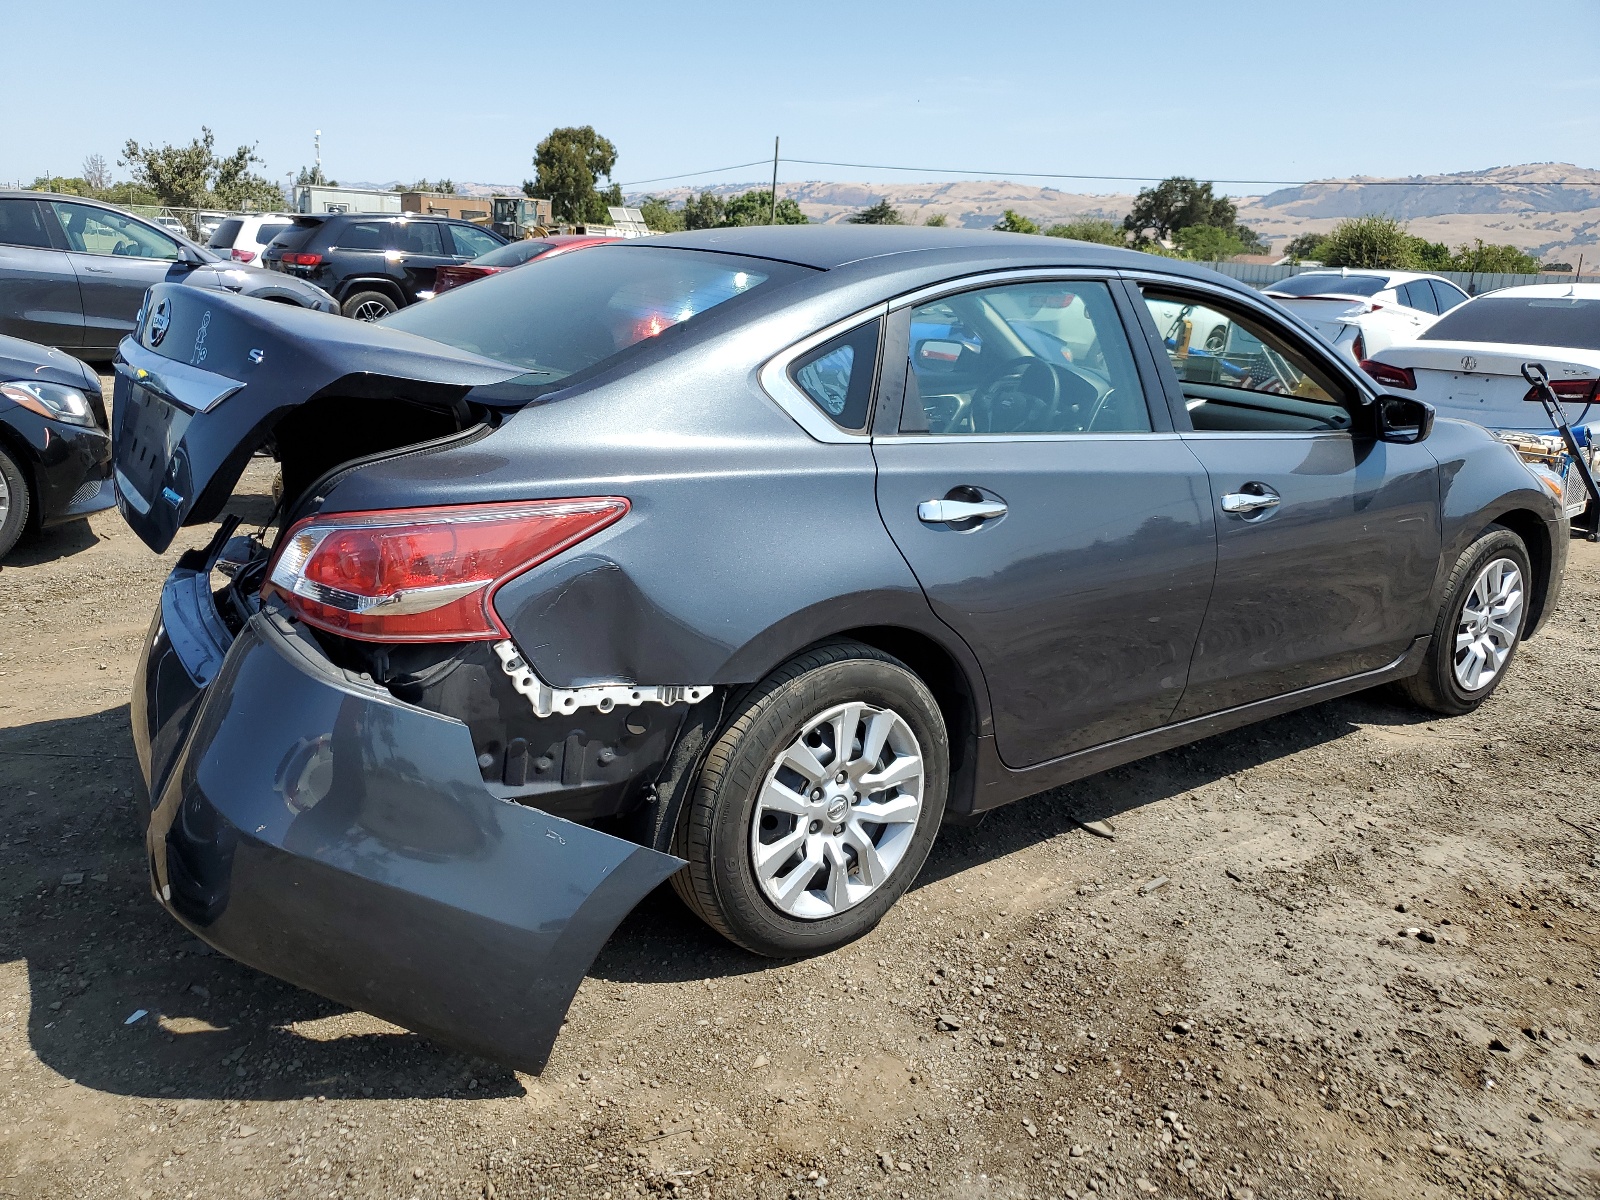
231,248 -> 257,263
265,499 -> 628,642
1523,377 -> 1599,404
283,252 -> 323,267
435,265 -> 500,293
1360,359 -> 1416,390
1351,332 -> 1366,362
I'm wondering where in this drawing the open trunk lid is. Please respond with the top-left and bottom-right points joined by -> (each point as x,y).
112,283 -> 522,553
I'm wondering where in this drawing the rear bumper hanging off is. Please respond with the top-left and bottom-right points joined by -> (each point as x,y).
133,566 -> 683,1073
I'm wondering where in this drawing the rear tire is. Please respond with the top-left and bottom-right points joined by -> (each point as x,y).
341,290 -> 398,321
0,446 -> 31,561
672,641 -> 948,957
1400,524 -> 1530,715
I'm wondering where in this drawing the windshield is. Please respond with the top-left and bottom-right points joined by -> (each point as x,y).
383,245 -> 808,379
1421,295 -> 1600,351
471,239 -> 555,268
1267,274 -> 1389,298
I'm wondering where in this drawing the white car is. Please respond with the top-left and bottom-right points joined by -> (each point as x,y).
1366,283 -> 1600,516
1264,269 -> 1471,363
205,213 -> 297,266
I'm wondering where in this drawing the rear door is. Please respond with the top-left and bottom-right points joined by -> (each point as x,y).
871,275 -> 1216,768
48,200 -> 183,351
0,198 -> 83,348
1133,280 -> 1441,717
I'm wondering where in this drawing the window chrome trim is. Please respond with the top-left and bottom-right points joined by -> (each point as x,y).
758,302 -> 887,444
876,431 -> 1183,445
1119,267 -> 1379,402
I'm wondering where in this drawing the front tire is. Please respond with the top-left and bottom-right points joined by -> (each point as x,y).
0,446 -> 31,560
672,641 -> 948,957
1400,524 -> 1530,715
341,290 -> 398,321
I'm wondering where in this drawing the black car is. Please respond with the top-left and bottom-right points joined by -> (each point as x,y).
261,212 -> 507,319
0,192 -> 338,356
0,334 -> 114,557
114,226 -> 1565,1072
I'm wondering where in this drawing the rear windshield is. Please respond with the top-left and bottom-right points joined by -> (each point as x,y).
269,222 -> 321,251
1268,274 -> 1389,298
472,239 -> 555,268
1421,295 -> 1600,351
383,246 -> 810,382
206,218 -> 244,249
253,221 -> 292,246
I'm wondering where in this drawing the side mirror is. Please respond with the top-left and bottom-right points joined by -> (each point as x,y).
1376,394 -> 1435,444
174,244 -> 206,269
914,339 -> 966,374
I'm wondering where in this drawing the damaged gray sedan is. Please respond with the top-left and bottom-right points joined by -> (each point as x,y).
115,226 -> 1566,1072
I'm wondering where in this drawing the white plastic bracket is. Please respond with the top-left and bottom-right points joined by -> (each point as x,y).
492,640 -> 713,719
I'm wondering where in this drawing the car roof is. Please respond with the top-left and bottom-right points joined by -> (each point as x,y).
640,224 -> 1209,275
1293,268 -> 1435,285
1468,282 -> 1600,300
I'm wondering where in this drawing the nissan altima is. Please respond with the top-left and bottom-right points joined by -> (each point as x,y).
113,226 -> 1566,1072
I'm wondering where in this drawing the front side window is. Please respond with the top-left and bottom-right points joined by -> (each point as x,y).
0,199 -> 55,249
450,224 -> 501,258
791,320 -> 881,430
382,246 -> 806,386
50,202 -> 178,260
1142,290 -> 1355,432
900,280 -> 1149,435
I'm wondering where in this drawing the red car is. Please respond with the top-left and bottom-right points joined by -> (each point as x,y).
431,234 -> 621,294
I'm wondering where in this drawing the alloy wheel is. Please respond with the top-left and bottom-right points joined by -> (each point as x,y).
750,701 -> 924,920
0,470 -> 9,532
351,300 -> 391,321
1453,556 -> 1523,692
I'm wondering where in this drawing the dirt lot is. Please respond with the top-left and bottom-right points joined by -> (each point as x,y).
1,376 -> 1598,1200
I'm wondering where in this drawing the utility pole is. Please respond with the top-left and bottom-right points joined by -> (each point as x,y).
769,137 -> 779,225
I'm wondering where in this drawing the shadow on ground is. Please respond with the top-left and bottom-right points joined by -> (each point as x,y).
1,687 -> 1429,1099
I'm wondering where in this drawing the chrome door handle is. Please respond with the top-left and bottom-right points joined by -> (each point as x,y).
83,264 -> 112,273
1220,490 -> 1280,514
918,498 -> 1008,524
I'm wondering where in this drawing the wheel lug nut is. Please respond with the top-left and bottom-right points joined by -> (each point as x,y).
810,788 -> 822,801
835,772 -> 847,784
809,820 -> 822,833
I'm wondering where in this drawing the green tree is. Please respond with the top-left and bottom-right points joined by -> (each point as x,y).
722,189 -> 806,226
1452,239 -> 1540,275
639,196 -> 685,232
120,127 -> 284,212
680,192 -> 726,230
849,199 -> 903,225
396,178 -> 457,195
1172,224 -> 1247,261
993,209 -> 1039,234
923,212 -> 949,227
1044,218 -> 1125,246
1283,232 -> 1329,263
296,164 -> 336,187
530,126 -> 619,224
1317,215 -> 1419,269
1410,240 -> 1453,271
1123,177 -> 1236,242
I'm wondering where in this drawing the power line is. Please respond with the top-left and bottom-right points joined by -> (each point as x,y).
620,154 -> 1599,190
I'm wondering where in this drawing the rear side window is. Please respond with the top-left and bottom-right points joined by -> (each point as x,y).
0,199 -> 54,248
450,224 -> 502,258
1430,279 -> 1469,312
253,222 -> 292,247
1399,281 -> 1438,314
1421,295 -> 1600,351
207,218 -> 243,249
336,221 -> 391,251
791,321 -> 881,430
394,221 -> 443,255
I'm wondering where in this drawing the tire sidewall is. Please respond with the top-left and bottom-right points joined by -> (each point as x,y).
1431,529 -> 1531,711
703,657 -> 948,955
341,290 -> 398,321
0,446 -> 31,560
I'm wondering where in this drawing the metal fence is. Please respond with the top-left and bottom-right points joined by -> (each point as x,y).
1202,260 -> 1585,295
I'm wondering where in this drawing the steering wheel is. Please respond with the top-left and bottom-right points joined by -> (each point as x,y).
970,357 -> 1061,433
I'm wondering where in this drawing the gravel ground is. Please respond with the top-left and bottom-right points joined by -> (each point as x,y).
0,376 -> 1597,1200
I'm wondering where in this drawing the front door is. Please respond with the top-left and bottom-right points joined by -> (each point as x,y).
48,200 -> 183,351
1134,285 -> 1441,718
392,219 -> 455,299
0,198 -> 83,348
873,277 -> 1217,768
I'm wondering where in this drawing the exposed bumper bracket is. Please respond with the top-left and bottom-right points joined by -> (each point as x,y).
492,640 -> 712,719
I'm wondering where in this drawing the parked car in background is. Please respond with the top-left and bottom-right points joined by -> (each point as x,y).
432,233 -> 620,295
0,334 -> 114,558
0,192 -> 337,355
261,212 -> 508,319
207,214 -> 297,264
115,226 -> 1564,1073
152,215 -> 187,239
1264,269 -> 1470,363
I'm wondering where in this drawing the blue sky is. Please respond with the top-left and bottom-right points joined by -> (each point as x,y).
4,0 -> 1597,196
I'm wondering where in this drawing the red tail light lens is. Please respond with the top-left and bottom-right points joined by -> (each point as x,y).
1360,359 -> 1416,390
284,252 -> 323,267
265,499 -> 628,642
1351,332 -> 1366,362
1523,378 -> 1599,403
231,248 -> 257,263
